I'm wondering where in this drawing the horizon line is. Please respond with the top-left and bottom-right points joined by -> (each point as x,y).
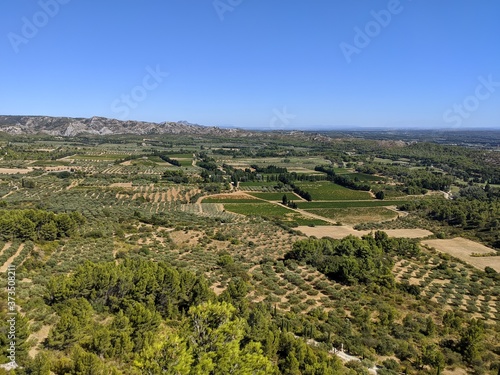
1,114 -> 499,132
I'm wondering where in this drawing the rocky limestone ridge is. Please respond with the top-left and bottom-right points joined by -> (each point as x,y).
0,115 -> 341,146
0,115 -> 238,137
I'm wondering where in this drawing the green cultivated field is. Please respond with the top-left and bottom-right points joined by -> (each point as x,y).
223,202 -> 292,216
295,181 -> 372,200
178,159 -> 193,167
342,172 -> 385,182
223,202 -> 328,226
239,181 -> 277,187
165,153 -> 193,159
203,197 -> 261,203
31,160 -> 72,167
296,200 -> 410,209
304,207 -> 397,224
146,156 -> 171,163
248,192 -> 302,201
69,154 -> 129,160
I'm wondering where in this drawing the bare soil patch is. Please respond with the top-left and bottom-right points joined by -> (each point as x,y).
443,368 -> 467,375
296,226 -> 433,239
28,325 -> 51,358
422,238 -> 500,272
210,284 -> 226,296
110,182 -> 133,188
383,229 -> 433,238
170,230 -> 204,247
0,168 -> 32,174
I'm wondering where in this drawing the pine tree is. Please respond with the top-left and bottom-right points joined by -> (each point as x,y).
282,194 -> 288,205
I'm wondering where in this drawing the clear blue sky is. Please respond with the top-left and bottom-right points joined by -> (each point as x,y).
1,0 -> 499,130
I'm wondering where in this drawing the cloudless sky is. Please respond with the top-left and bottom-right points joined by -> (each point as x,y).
1,0 -> 499,130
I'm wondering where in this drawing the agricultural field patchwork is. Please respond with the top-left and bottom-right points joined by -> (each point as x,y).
0,132 -> 499,374
294,181 -> 373,200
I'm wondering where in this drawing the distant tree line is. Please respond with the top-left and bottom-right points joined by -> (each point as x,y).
250,164 -> 288,174
156,153 -> 181,167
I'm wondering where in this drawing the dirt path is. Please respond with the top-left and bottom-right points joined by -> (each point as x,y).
1,190 -> 16,199
0,244 -> 25,272
331,348 -> 378,374
28,325 -> 51,358
385,205 -> 408,218
66,179 -> 80,190
292,207 -> 341,225
0,242 -> 12,257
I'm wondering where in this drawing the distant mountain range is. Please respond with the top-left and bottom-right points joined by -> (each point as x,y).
0,115 -> 241,137
2,115 -> 496,147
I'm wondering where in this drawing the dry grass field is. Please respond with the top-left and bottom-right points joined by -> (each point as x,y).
0,167 -> 33,174
422,238 -> 500,272
109,182 -> 134,188
296,225 -> 433,239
